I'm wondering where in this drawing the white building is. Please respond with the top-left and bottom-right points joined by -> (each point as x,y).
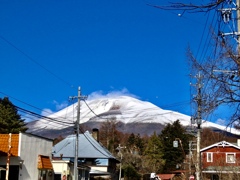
0,133 -> 53,180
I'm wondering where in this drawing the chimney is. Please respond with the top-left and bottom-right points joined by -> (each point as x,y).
237,139 -> 240,147
92,128 -> 99,142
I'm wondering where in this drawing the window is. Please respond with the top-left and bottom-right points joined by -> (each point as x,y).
95,158 -> 108,166
207,152 -> 213,162
79,158 -> 109,166
226,153 -> 235,163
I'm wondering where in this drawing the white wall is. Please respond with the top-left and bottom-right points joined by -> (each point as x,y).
52,160 -> 70,175
18,133 -> 53,180
90,166 -> 107,172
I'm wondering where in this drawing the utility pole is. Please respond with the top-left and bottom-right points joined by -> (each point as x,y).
191,72 -> 203,180
116,144 -> 126,180
69,87 -> 87,180
196,73 -> 202,180
189,141 -> 192,176
237,0 -> 240,53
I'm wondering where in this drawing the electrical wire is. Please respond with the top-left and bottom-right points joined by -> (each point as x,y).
0,90 -> 192,128
199,10 -> 218,64
15,105 -> 74,126
0,35 -> 74,88
0,91 -> 53,116
0,91 -> 77,128
195,11 -> 211,62
82,99 -> 190,124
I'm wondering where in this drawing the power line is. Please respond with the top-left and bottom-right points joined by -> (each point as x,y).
1,90 -> 191,121
15,105 -> 74,126
0,91 -> 76,124
0,91 -> 53,116
0,35 -> 74,88
82,99 -> 189,123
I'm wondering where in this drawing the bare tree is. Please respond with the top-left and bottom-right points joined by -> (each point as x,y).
187,34 -> 240,128
99,117 -> 122,153
147,0 -> 226,13
148,0 -> 240,128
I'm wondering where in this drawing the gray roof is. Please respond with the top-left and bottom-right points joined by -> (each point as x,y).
52,131 -> 116,159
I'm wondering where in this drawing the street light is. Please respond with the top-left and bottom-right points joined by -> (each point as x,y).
173,138 -> 185,157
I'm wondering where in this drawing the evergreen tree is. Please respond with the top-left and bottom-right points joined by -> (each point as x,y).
135,133 -> 145,155
127,133 -> 145,155
127,133 -> 136,154
143,131 -> 165,173
123,164 -> 141,180
0,97 -> 28,133
159,120 -> 190,172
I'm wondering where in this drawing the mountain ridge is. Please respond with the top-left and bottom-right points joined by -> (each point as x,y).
27,95 -> 240,138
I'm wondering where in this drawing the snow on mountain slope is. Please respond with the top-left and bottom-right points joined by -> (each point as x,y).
29,96 -> 240,136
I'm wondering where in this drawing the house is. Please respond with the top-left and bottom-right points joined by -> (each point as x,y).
200,140 -> 240,180
0,132 -> 53,180
157,174 -> 175,180
52,158 -> 90,180
52,130 -> 119,180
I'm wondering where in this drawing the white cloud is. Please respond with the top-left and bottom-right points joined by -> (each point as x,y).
88,88 -> 138,100
21,113 -> 36,122
53,100 -> 68,111
41,108 -> 54,116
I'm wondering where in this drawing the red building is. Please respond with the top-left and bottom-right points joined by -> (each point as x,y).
200,140 -> 240,180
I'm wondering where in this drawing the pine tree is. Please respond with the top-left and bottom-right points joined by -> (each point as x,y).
159,120 -> 190,172
135,133 -> 145,155
143,131 -> 165,173
0,97 -> 28,133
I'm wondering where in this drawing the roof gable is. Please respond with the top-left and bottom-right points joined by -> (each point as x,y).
53,131 -> 116,159
200,141 -> 240,152
0,134 -> 19,156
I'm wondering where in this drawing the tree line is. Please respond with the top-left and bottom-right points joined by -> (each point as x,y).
95,118 -> 237,179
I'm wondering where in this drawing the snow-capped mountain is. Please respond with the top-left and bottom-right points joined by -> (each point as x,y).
27,95 -> 240,137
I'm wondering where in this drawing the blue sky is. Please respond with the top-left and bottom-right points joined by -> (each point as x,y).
0,0 -> 222,122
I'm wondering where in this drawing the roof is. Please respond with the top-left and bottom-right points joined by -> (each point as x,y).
200,141 -> 240,152
38,155 -> 53,170
202,166 -> 240,173
0,134 -> 19,156
0,167 -> 6,171
157,174 -> 175,180
52,131 -> 117,159
90,169 -> 111,175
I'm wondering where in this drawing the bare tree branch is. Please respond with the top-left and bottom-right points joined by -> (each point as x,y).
147,0 -> 226,13
188,34 -> 240,127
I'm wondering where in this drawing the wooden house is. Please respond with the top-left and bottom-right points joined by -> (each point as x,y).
200,140 -> 240,180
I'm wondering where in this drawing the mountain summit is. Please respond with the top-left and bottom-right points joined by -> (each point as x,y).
27,95 -> 240,137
